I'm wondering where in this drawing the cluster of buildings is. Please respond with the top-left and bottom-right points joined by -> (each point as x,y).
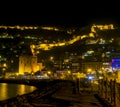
0,24 -> 120,80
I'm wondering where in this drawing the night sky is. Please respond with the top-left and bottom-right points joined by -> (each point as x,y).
0,1 -> 120,28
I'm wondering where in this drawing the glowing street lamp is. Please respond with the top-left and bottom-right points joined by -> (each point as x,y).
3,63 -> 7,68
87,68 -> 92,73
47,71 -> 51,75
2,63 -> 7,77
67,70 -> 71,74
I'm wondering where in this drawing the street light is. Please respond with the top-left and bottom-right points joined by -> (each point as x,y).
2,63 -> 7,78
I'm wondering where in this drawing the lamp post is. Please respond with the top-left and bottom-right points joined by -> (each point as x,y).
2,63 -> 7,78
76,72 -> 81,93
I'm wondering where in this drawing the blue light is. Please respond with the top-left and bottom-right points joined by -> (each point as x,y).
112,58 -> 120,62
88,76 -> 93,80
111,58 -> 120,69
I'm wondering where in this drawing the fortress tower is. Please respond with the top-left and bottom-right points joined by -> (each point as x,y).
19,55 -> 37,74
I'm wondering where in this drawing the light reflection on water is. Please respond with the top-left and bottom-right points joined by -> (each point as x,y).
0,83 -> 37,101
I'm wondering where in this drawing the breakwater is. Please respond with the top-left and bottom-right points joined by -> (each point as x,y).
0,79 -> 52,88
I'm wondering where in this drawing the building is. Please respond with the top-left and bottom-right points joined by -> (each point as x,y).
19,55 -> 38,74
81,61 -> 103,73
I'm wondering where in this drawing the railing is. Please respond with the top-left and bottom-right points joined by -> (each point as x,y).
98,78 -> 120,107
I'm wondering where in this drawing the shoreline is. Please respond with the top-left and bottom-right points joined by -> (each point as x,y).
0,79 -> 51,104
0,79 -> 62,105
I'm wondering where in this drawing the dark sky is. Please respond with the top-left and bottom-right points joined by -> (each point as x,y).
0,1 -> 120,28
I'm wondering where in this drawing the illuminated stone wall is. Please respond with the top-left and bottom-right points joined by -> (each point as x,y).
19,55 -> 37,74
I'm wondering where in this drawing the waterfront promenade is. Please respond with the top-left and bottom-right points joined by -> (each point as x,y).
51,81 -> 112,107
0,79 -> 113,107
